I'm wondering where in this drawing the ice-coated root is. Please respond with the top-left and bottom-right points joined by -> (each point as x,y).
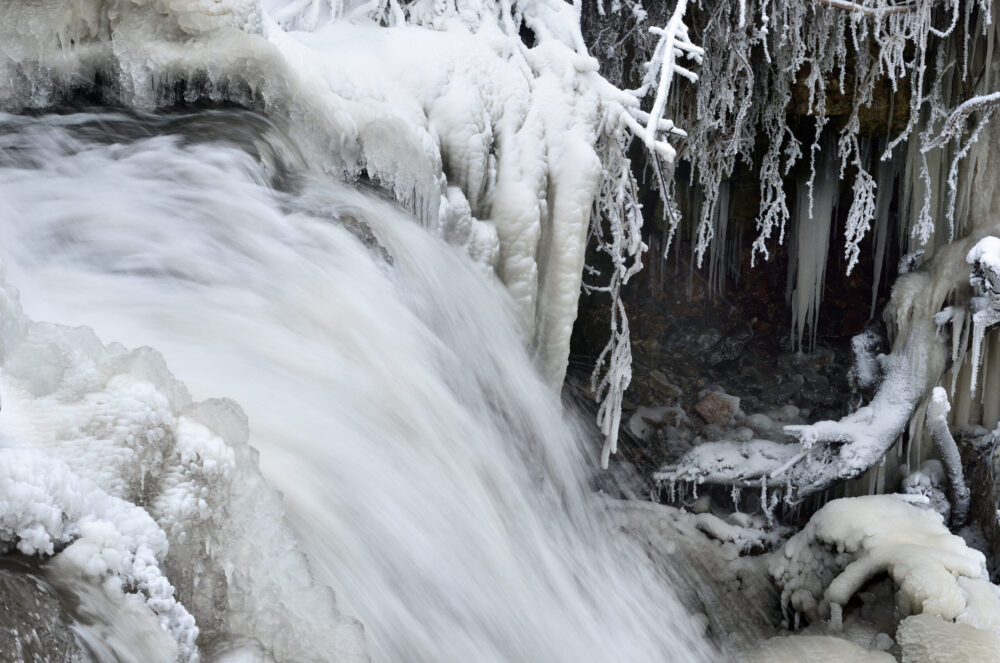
0,271 -> 367,662
770,495 -> 1000,635
925,387 -> 970,527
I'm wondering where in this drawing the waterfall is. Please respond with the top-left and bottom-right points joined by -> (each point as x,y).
0,109 -> 709,662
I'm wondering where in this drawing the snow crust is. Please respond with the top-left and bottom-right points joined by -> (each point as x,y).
0,270 -> 366,661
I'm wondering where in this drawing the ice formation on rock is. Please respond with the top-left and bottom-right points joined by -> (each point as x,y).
771,495 -> 1000,631
0,270 -> 366,662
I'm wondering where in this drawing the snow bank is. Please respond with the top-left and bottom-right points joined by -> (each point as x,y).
0,269 -> 366,661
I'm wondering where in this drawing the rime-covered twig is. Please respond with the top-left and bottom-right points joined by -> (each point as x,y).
927,91 -> 1000,150
632,0 -> 703,164
926,387 -> 970,527
814,0 -> 915,16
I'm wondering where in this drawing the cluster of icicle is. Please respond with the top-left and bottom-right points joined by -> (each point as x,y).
585,0 -> 997,350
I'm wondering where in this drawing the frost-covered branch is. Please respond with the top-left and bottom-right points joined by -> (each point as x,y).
814,0 -> 916,16
583,0 -> 703,468
933,91 -> 1000,147
633,0 -> 703,164
588,132 -> 646,469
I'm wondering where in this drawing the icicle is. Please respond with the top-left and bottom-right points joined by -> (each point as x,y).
869,142 -> 899,318
790,135 -> 837,352
707,181 -> 731,295
950,306 -> 969,397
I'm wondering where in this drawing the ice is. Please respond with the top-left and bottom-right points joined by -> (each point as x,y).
925,387 -> 971,526
966,236 -> 1000,396
0,449 -> 197,661
0,110 -> 713,662
789,136 -> 836,352
770,495 -> 997,630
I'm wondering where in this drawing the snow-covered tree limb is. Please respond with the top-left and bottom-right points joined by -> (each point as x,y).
634,0 -> 703,164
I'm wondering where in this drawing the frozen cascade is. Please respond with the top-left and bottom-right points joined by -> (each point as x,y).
0,110 -> 711,662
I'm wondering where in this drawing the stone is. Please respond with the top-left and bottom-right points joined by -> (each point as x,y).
695,393 -> 733,426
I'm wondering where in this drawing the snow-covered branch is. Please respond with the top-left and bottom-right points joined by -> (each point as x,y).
631,0 -> 703,164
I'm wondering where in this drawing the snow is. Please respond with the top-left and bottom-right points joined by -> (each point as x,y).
745,635 -> 895,662
0,446 -> 197,662
897,613 -> 1000,663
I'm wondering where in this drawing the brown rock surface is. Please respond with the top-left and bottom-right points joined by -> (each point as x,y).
695,393 -> 733,426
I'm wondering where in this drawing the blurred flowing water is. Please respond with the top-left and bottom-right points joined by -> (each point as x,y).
0,109 -> 708,662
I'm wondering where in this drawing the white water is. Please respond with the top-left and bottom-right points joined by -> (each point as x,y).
0,110 -> 709,662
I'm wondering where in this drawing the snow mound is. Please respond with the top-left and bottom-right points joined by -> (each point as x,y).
0,270 -> 366,661
770,495 -> 999,630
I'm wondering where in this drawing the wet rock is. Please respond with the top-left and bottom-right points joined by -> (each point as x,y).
708,322 -> 754,366
0,557 -> 83,662
703,424 -> 726,441
695,393 -> 734,426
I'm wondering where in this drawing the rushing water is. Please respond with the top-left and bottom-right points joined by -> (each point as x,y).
0,109 -> 708,662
